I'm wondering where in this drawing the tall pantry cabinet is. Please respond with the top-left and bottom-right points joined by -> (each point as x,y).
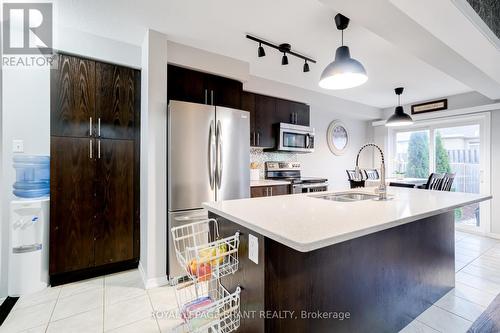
50,53 -> 140,285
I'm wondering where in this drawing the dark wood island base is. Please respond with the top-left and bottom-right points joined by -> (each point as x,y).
210,211 -> 455,333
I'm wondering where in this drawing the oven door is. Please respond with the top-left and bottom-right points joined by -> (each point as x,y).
293,183 -> 328,194
278,124 -> 314,153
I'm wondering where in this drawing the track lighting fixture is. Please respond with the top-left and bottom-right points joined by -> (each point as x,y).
303,60 -> 310,73
319,13 -> 368,90
385,87 -> 414,127
246,35 -> 316,72
258,43 -> 265,57
281,53 -> 289,65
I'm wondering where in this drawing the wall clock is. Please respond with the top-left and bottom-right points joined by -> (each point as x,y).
327,120 -> 349,155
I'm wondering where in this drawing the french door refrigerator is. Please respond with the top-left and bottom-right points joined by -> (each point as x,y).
167,100 -> 250,279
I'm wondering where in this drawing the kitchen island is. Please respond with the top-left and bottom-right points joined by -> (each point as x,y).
203,187 -> 491,332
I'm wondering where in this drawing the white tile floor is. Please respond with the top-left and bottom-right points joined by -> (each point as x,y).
1,231 -> 500,333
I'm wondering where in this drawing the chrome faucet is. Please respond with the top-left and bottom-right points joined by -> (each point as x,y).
355,143 -> 387,200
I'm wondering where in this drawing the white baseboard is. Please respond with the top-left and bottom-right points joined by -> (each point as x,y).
138,261 -> 170,289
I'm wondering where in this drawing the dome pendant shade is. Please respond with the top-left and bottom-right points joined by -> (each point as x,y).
319,46 -> 368,90
385,87 -> 414,127
385,106 -> 414,127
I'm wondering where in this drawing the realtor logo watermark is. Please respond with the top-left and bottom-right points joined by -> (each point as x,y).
2,2 -> 55,67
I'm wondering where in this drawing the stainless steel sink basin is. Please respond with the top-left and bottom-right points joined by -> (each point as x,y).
310,192 -> 379,202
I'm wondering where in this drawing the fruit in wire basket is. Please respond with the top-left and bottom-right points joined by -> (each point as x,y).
187,259 -> 212,281
216,242 -> 228,265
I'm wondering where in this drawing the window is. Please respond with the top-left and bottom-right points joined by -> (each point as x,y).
388,115 -> 490,232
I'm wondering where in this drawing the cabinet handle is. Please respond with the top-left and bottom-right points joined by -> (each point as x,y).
89,117 -> 93,136
252,132 -> 256,146
265,187 -> 268,196
89,139 -> 93,159
211,90 -> 214,105
98,118 -> 101,137
257,132 -> 260,146
98,140 -> 101,159
205,89 -> 208,104
270,187 -> 273,196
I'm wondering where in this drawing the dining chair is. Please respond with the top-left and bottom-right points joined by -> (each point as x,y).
349,180 -> 366,189
389,182 -> 415,188
417,173 -> 443,190
346,170 -> 357,180
439,173 -> 456,192
364,169 -> 380,180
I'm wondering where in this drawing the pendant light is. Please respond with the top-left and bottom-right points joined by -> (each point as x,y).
319,14 -> 368,90
385,87 -> 414,127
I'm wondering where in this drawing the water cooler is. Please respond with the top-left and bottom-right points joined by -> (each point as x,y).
8,155 -> 50,296
8,198 -> 50,296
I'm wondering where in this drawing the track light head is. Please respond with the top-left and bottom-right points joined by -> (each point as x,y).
303,60 -> 310,72
282,53 -> 289,65
258,43 -> 265,57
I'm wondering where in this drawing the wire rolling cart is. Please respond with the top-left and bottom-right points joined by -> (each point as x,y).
171,219 -> 242,333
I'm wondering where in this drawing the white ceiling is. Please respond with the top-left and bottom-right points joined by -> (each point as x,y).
54,0 -> 500,108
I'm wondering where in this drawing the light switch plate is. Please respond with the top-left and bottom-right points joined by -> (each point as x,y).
13,140 -> 24,153
248,234 -> 258,264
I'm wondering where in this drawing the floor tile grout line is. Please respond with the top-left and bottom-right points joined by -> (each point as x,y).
146,289 -> 162,333
44,285 -> 62,332
433,300 -> 481,322
456,271 -> 500,294
414,318 -> 443,332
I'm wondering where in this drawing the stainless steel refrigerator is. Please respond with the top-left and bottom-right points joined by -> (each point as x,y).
167,100 -> 250,279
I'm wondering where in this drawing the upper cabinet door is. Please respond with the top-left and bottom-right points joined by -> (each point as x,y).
275,99 -> 295,124
96,63 -> 138,140
167,65 -> 207,104
293,102 -> 310,126
208,75 -> 242,109
254,94 -> 276,148
51,54 -> 96,137
241,92 -> 256,145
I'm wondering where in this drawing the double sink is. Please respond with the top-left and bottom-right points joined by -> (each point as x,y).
311,192 -> 379,202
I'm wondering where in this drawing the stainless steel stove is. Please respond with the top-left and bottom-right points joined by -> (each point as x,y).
264,162 -> 328,194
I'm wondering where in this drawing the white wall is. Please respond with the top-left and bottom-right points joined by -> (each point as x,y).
139,30 -> 168,288
1,66 -> 50,298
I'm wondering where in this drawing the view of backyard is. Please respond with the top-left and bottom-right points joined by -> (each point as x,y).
394,125 -> 481,226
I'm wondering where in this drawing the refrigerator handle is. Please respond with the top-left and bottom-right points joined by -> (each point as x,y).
209,120 -> 216,190
216,120 -> 223,189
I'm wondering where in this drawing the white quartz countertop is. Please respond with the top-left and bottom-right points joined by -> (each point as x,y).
203,187 -> 491,252
250,179 -> 291,187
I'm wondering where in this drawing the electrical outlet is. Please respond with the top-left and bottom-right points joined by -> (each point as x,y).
248,234 -> 259,264
13,140 -> 24,153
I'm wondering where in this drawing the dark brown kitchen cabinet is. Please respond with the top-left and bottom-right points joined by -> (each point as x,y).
167,64 -> 206,105
167,64 -> 242,109
50,136 -> 96,273
51,54 -> 96,138
94,139 -> 134,266
254,94 -> 276,148
275,98 -> 310,126
241,91 -> 311,147
50,53 -> 140,285
250,185 -> 290,198
96,63 -> 139,140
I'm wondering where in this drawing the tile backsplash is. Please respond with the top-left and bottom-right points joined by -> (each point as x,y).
250,148 -> 298,178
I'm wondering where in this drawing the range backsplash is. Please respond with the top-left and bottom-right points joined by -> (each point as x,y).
250,148 -> 298,178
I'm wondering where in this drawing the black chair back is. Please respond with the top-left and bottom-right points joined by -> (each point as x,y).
423,173 -> 443,190
389,182 -> 415,188
349,180 -> 365,189
346,170 -> 357,180
440,173 -> 455,192
364,169 -> 380,180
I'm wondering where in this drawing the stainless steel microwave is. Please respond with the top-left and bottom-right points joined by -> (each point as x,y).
270,123 -> 315,153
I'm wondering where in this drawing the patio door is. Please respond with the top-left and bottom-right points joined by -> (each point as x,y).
390,114 -> 491,233
433,120 -> 491,233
